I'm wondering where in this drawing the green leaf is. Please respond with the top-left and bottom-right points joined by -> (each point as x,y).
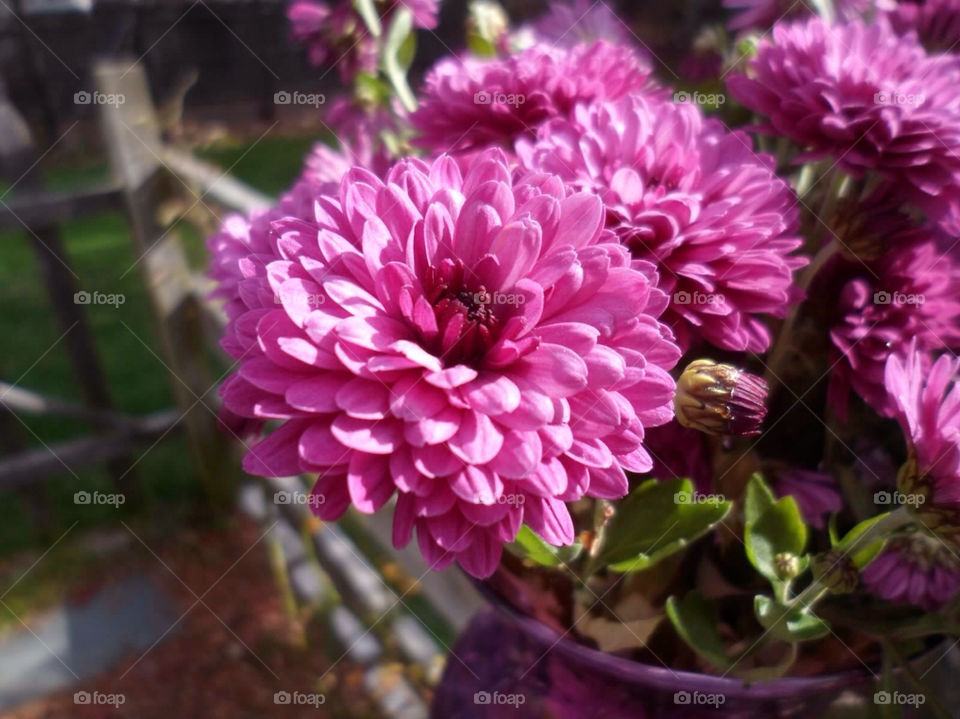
593,478 -> 731,573
352,0 -> 382,37
754,596 -> 831,642
506,525 -> 582,567
745,496 -> 808,583
380,8 -> 417,112
744,473 -> 776,527
837,513 -> 889,569
467,34 -> 497,57
666,592 -> 735,672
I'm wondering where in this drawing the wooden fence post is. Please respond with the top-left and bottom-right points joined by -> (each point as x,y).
94,58 -> 233,514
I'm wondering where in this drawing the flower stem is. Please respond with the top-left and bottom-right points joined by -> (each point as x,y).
763,240 -> 838,390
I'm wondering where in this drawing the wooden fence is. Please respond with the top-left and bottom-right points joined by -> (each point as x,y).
0,57 -> 482,715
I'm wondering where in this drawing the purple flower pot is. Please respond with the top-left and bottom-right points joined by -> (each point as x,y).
431,579 -> 939,718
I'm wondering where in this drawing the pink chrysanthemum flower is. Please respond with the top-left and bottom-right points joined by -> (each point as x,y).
828,233 -> 960,417
886,0 -> 960,50
863,534 -> 960,610
410,41 -> 657,153
885,345 -> 960,512
517,95 -> 805,353
530,0 -> 633,48
728,17 -> 960,213
213,149 -> 681,578
288,0 -> 438,81
722,0 -> 889,31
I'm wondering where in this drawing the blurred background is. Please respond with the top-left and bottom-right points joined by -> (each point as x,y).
0,0 -> 721,716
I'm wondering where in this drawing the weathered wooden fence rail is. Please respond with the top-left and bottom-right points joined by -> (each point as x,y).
0,56 -> 483,712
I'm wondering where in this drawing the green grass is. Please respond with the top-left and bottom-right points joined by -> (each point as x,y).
0,135 -> 317,557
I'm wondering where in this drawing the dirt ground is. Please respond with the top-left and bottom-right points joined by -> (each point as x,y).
1,517 -> 384,719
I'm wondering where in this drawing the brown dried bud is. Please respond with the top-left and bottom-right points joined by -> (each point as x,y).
674,359 -> 768,437
811,551 -> 859,594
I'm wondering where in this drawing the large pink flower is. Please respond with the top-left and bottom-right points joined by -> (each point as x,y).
517,95 -> 805,353
728,17 -> 960,215
213,149 -> 680,577
722,0 -> 889,31
885,0 -> 960,50
410,41 -> 658,153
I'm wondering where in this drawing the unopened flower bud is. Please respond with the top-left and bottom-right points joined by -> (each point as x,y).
774,552 -> 801,581
467,1 -> 509,57
811,551 -> 859,594
674,359 -> 768,437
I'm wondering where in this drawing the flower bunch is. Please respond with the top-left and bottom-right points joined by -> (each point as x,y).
207,0 -> 960,692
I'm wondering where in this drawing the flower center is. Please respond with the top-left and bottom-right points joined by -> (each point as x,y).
422,259 -> 502,366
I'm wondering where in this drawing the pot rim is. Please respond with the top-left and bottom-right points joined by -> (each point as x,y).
476,580 -> 876,699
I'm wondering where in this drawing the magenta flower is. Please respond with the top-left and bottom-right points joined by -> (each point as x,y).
885,345 -> 960,512
530,0 -> 633,48
863,535 -> 960,610
828,232 -> 960,417
886,0 -> 960,50
288,0 -> 438,81
517,95 -> 805,353
213,149 -> 681,578
722,0 -> 889,31
728,17 -> 960,213
410,41 -> 657,153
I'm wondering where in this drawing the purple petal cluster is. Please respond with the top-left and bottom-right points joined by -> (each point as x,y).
517,95 -> 805,352
728,17 -> 960,214
410,41 -> 658,153
863,534 -> 960,610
